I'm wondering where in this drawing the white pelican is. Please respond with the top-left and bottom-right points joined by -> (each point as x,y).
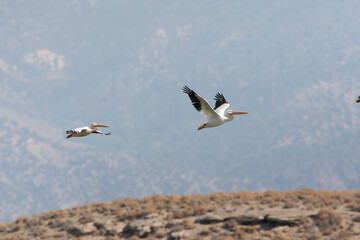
66,123 -> 111,138
357,96 -> 360,103
183,85 -> 248,130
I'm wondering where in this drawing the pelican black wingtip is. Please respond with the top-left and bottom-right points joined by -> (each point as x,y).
182,85 -> 193,94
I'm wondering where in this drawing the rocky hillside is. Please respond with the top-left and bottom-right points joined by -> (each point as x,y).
1,189 -> 360,239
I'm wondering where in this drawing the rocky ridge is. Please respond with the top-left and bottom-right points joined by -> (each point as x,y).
1,189 -> 360,239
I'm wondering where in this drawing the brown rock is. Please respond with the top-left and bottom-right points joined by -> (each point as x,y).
67,222 -> 96,237
169,230 -> 190,239
195,213 -> 224,224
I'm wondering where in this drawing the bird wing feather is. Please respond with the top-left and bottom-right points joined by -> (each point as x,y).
213,93 -> 230,116
183,86 -> 219,121
214,103 -> 230,116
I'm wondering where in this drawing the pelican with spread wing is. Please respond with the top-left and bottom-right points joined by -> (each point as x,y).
183,85 -> 248,130
66,123 -> 111,138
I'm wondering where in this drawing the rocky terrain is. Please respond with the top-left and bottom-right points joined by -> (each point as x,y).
1,189 -> 360,239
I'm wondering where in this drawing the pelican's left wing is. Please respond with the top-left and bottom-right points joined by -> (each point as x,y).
213,93 -> 230,116
183,85 -> 218,120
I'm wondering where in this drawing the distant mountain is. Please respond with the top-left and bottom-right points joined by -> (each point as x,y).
1,1 -> 360,222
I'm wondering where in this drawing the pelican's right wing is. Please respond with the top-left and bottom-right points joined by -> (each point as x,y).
214,93 -> 230,116
183,85 -> 218,120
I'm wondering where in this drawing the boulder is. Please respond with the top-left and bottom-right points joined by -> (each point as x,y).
265,210 -> 316,226
145,213 -> 160,219
169,230 -> 190,239
123,222 -> 151,238
230,214 -> 264,225
122,219 -> 166,238
67,222 -> 96,237
106,222 -> 126,236
195,213 -> 224,224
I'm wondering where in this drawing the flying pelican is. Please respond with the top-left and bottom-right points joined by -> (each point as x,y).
183,85 -> 248,130
357,96 -> 360,103
66,123 -> 111,138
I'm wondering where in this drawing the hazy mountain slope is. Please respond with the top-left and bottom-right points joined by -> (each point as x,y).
1,0 -> 360,222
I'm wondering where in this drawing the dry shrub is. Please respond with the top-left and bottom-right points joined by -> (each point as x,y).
244,225 -> 257,234
218,235 -> 235,240
337,229 -> 354,239
41,209 -> 67,221
15,216 -> 31,225
182,218 -> 194,229
128,236 -> 141,240
150,194 -> 162,203
52,232 -> 66,238
0,223 -> 8,232
234,228 -> 247,240
123,198 -> 140,209
223,219 -> 237,231
317,190 -> 339,207
207,204 -> 218,212
173,206 -> 194,219
154,228 -> 167,238
347,201 -> 360,212
92,202 -> 113,215
165,212 -> 174,221
231,200 -> 242,206
315,209 -> 342,235
275,233 -> 291,240
120,211 -> 137,221
297,188 -> 317,205
199,229 -> 211,236
113,208 -> 124,219
105,236 -> 119,240
31,226 -> 47,237
3,232 -> 22,240
284,190 -> 299,201
56,219 -> 74,231
135,205 -> 157,218
69,207 -> 82,217
241,191 -> 256,198
173,209 -> 184,219
112,199 -> 123,207
210,224 -> 221,233
194,205 -> 207,216
283,200 -> 297,209
79,213 -> 95,224
180,195 -> 191,204
260,230 -> 272,238
352,215 -> 360,222
268,200 -> 280,208
26,215 -> 42,228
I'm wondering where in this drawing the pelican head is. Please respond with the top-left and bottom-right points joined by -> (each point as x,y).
357,96 -> 360,103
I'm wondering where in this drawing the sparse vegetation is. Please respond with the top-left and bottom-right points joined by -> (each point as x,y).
0,189 -> 359,239
315,209 -> 342,235
182,218 -> 194,229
